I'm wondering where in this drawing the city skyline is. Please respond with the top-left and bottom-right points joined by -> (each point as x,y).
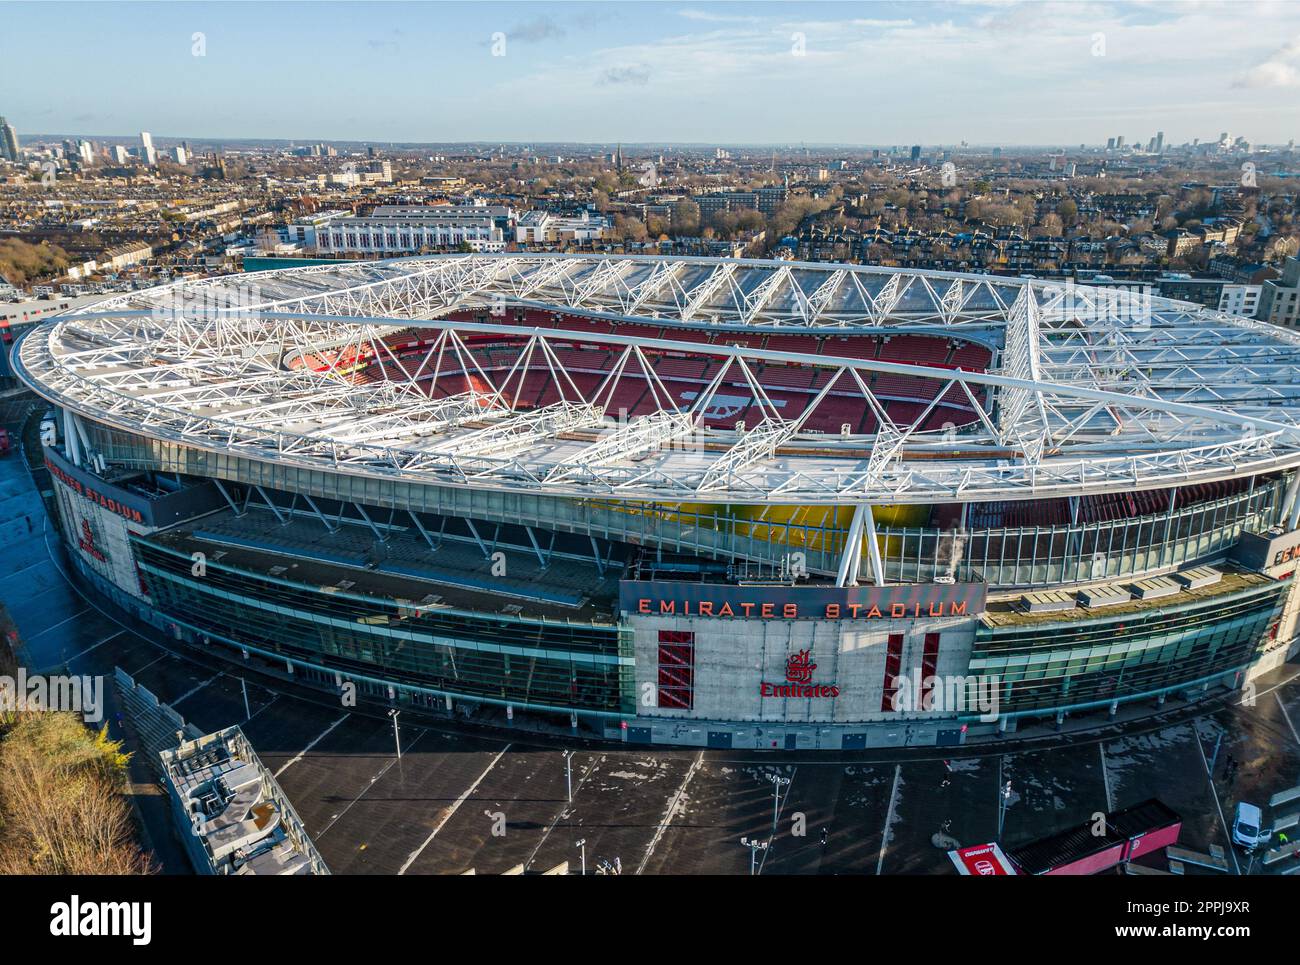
4,0 -> 1300,145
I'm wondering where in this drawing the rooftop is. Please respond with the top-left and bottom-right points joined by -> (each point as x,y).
981,568 -> 1278,629
160,726 -> 328,875
16,255 -> 1300,505
144,505 -> 620,626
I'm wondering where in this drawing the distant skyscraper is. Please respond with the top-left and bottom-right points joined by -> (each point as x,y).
1155,131 -> 1165,154
910,145 -> 921,162
0,117 -> 20,161
113,145 -> 130,164
140,131 -> 156,166
173,145 -> 188,165
1106,137 -> 1116,151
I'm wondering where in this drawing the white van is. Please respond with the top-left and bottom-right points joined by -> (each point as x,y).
1232,802 -> 1265,848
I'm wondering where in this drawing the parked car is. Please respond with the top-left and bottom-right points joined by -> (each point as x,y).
1232,802 -> 1267,848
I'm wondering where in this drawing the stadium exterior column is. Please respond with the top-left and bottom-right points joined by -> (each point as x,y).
304,494 -> 341,532
836,504 -> 868,587
212,478 -> 245,517
253,486 -> 288,524
862,506 -> 886,586
62,408 -> 82,466
1286,471 -> 1300,531
353,502 -> 387,542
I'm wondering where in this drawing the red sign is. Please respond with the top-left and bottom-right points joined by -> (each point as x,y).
948,843 -> 1019,876
45,455 -> 145,524
77,518 -> 106,562
760,649 -> 840,699
621,580 -> 986,621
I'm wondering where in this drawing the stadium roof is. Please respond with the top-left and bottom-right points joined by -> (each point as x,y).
16,254 -> 1300,505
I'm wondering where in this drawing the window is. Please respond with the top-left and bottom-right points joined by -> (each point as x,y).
921,632 -> 941,709
657,629 -> 694,710
881,633 -> 904,711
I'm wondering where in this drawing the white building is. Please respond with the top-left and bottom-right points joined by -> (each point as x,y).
1219,283 -> 1262,318
312,205 -> 507,254
282,210 -> 352,248
515,210 -> 610,245
328,159 -> 393,188
173,145 -> 188,165
140,131 -> 156,166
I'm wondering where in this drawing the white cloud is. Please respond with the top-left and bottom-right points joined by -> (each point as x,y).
485,1 -> 1300,142
1235,34 -> 1300,88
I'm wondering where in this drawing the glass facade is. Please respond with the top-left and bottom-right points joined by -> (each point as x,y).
84,422 -> 1292,590
132,538 -> 635,716
972,580 -> 1287,717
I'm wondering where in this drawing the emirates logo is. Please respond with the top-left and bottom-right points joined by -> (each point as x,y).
762,648 -> 838,699
77,519 -> 106,562
785,649 -> 817,685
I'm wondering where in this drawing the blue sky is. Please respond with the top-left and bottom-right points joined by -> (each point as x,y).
4,0 -> 1300,145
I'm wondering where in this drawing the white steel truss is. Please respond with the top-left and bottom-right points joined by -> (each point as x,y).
16,255 -> 1300,505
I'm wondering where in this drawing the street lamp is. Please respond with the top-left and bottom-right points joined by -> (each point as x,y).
576,838 -> 587,876
562,750 -> 574,802
767,773 -> 791,834
740,836 -> 769,876
997,780 -> 1013,841
388,708 -> 401,760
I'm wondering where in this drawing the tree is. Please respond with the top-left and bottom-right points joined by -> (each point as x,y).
673,200 -> 701,236
615,216 -> 648,243
0,239 -> 70,285
0,711 -> 154,875
1037,214 -> 1064,237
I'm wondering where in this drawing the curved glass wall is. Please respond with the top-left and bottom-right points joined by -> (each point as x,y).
133,539 -> 634,716
87,422 -> 1289,590
972,578 -> 1286,717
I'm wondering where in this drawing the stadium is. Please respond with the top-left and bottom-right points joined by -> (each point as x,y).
14,254 -> 1300,750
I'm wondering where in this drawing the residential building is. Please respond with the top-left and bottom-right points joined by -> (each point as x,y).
1259,256 -> 1300,328
515,209 -> 609,245
313,205 -> 507,254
